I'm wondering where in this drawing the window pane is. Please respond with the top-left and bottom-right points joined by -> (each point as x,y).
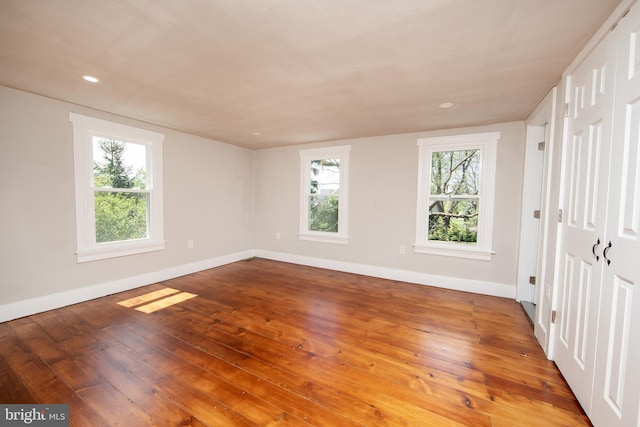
309,195 -> 339,232
95,191 -> 148,243
310,158 -> 340,194
430,150 -> 480,196
93,137 -> 147,189
428,199 -> 478,243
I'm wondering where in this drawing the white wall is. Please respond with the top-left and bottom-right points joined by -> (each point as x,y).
0,85 -> 526,320
0,86 -> 254,317
253,121 -> 526,296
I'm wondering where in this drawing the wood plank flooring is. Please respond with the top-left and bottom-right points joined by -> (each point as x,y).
0,258 -> 590,426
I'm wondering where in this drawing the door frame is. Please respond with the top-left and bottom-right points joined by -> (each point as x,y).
518,88 -> 557,355
516,115 -> 548,303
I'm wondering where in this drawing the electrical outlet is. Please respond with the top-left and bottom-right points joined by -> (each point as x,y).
187,239 -> 194,249
276,232 -> 281,240
399,245 -> 405,254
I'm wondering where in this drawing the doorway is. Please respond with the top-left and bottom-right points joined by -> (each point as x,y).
516,123 -> 548,323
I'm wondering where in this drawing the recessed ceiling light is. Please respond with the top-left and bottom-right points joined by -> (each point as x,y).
438,102 -> 454,109
82,75 -> 100,83
252,132 -> 261,136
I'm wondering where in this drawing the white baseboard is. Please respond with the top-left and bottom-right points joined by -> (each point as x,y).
1,248 -> 516,323
254,249 -> 516,299
0,249 -> 255,323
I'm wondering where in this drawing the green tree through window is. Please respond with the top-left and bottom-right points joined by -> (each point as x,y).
93,138 -> 148,243
309,158 -> 340,233
428,150 -> 480,243
299,145 -> 350,244
415,132 -> 498,259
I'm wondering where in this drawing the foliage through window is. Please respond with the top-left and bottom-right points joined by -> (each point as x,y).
70,113 -> 164,262
415,132 -> 499,260
93,138 -> 149,243
429,149 -> 480,243
300,146 -> 350,244
309,158 -> 340,232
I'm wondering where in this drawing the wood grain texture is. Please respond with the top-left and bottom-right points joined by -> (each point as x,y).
0,258 -> 590,426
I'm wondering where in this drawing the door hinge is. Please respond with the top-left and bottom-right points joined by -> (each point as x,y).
537,141 -> 545,151
611,8 -> 631,32
558,209 -> 563,223
564,103 -> 570,117
533,210 -> 541,219
529,276 -> 536,285
551,310 -> 557,324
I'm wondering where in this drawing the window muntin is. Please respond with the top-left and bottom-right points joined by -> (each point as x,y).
415,132 -> 499,260
300,146 -> 350,244
70,113 -> 164,262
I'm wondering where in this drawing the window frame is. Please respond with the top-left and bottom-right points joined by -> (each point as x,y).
299,145 -> 350,244
70,113 -> 165,262
414,132 -> 499,260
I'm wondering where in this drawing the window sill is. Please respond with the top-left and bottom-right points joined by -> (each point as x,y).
77,240 -> 165,263
413,243 -> 494,261
299,232 -> 349,245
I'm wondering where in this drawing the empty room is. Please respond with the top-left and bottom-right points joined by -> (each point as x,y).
1,1 -> 639,426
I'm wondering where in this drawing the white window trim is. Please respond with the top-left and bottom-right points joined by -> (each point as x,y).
414,131 -> 499,260
299,145 -> 350,244
70,113 -> 165,262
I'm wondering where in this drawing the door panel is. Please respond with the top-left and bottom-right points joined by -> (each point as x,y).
559,254 -> 575,347
604,276 -> 632,414
567,131 -> 582,227
575,260 -> 593,368
620,101 -> 640,236
585,121 -> 603,230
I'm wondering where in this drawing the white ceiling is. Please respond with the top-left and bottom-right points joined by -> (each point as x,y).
0,0 -> 621,149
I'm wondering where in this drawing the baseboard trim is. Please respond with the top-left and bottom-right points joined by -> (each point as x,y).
0,249 -> 255,323
254,249 -> 516,299
1,248 -> 516,323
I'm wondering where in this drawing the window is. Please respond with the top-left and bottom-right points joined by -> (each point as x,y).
415,132 -> 499,260
70,113 -> 164,262
299,145 -> 350,244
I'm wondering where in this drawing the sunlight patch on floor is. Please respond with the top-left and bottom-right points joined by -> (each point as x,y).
117,287 -> 180,307
135,292 -> 198,313
117,287 -> 197,313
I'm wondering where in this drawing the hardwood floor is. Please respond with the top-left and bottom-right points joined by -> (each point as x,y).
0,258 -> 590,426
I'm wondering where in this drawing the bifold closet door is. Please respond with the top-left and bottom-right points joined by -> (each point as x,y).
553,28 -> 614,415
591,4 -> 640,426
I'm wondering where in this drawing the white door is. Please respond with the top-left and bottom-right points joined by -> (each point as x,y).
516,124 -> 547,303
553,34 -> 614,414
591,5 -> 640,426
